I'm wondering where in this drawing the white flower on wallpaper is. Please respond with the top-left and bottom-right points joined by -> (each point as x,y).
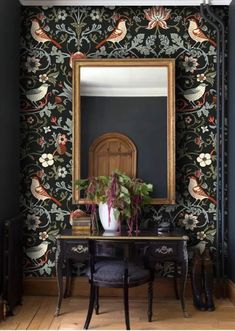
26,214 -> 41,231
25,56 -> 41,73
39,153 -> 54,167
197,153 -> 212,167
181,213 -> 199,231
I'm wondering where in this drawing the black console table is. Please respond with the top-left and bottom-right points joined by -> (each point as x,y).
55,230 -> 189,318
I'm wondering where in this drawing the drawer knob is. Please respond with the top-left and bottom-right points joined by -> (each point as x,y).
71,245 -> 88,254
155,245 -> 173,255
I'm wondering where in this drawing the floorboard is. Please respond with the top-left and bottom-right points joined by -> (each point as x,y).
0,296 -> 234,330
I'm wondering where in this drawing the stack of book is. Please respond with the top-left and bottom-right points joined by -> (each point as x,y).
72,216 -> 91,235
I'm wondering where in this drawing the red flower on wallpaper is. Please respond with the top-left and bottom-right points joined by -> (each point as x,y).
144,6 -> 171,30
69,51 -> 86,68
208,115 -> 215,125
57,134 -> 67,145
51,116 -> 57,124
55,96 -> 62,104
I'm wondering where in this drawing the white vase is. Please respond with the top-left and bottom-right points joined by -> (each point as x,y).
98,203 -> 119,231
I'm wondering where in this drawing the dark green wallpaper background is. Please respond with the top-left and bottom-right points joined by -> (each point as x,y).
20,6 -> 227,277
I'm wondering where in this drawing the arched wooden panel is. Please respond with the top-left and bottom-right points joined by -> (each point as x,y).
89,132 -> 137,177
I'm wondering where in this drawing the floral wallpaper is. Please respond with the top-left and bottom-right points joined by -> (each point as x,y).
20,6 -> 227,277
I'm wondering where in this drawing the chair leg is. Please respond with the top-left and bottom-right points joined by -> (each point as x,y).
123,284 -> 130,330
95,286 -> 99,315
84,283 -> 95,330
147,280 -> 153,322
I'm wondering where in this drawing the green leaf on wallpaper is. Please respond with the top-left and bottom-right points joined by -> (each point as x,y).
165,45 -> 178,55
136,45 -> 150,55
90,23 -> 102,32
212,173 -> 217,181
48,72 -> 59,85
196,107 -> 209,118
55,212 -> 64,222
55,181 -> 70,192
159,35 -> 169,47
146,35 -> 157,47
171,33 -> 184,47
48,235 -> 56,243
57,104 -> 65,113
81,36 -> 90,45
39,107 -> 51,118
65,118 -> 72,129
131,34 -> 144,47
60,82 -> 72,102
164,205 -> 178,213
96,47 -> 107,56
44,260 -> 55,275
206,71 -> 216,85
206,229 -> 216,243
48,229 -> 60,237
71,22 -> 79,29
56,157 -> 64,163
208,203 -> 216,213
186,154 -> 193,160
39,269 -> 44,276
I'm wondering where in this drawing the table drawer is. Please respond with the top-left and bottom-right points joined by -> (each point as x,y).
149,242 -> 178,258
64,241 -> 89,260
135,241 -> 179,260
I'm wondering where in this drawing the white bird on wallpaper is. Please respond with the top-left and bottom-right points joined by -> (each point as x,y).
25,241 -> 49,264
183,83 -> 207,105
26,83 -> 49,107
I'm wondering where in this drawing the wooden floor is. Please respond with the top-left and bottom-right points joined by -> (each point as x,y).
0,296 -> 235,330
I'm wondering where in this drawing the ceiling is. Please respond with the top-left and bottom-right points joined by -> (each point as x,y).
19,0 -> 232,6
80,67 -> 168,97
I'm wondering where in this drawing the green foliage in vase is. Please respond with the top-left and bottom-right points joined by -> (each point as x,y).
75,170 -> 153,231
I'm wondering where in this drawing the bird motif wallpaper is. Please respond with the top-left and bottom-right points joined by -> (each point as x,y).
20,6 -> 227,277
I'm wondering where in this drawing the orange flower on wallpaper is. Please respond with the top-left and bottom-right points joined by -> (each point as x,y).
144,6 -> 171,30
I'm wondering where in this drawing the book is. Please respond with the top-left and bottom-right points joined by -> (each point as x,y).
72,223 -> 91,229
72,226 -> 91,235
72,218 -> 91,225
72,216 -> 91,234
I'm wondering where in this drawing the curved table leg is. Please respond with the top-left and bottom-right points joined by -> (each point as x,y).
55,239 -> 64,316
174,262 -> 179,300
64,260 -> 72,298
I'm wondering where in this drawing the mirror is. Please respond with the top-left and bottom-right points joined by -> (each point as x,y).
72,59 -> 175,204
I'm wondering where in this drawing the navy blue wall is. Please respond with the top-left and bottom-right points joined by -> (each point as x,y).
228,0 -> 235,282
81,96 -> 167,197
0,0 -> 21,220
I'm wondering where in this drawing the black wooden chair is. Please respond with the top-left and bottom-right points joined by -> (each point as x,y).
84,239 -> 154,330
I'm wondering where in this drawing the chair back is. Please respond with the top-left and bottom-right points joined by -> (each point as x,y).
88,240 -> 135,283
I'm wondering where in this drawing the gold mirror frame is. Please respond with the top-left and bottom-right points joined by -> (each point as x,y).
72,59 -> 175,205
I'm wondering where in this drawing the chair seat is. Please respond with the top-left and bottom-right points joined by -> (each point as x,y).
87,260 -> 150,284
